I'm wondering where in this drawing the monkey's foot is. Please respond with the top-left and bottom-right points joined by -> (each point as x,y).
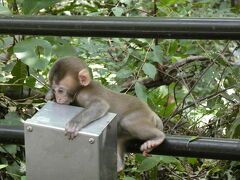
140,139 -> 163,157
117,162 -> 124,172
117,166 -> 124,173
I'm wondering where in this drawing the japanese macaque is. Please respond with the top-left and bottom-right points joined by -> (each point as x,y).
46,57 -> 165,172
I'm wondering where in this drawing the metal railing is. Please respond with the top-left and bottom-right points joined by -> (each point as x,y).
0,16 -> 240,39
1,16 -> 240,160
0,125 -> 240,160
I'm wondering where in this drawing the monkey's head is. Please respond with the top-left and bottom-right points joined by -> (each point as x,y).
46,57 -> 91,105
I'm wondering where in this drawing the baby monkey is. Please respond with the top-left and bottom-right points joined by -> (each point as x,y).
46,56 -> 165,172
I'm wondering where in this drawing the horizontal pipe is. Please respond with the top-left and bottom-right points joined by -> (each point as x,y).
0,16 -> 240,39
0,125 -> 24,145
127,137 -> 240,160
1,125 -> 240,160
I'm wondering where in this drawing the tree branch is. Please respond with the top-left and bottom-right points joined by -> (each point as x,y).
164,84 -> 237,123
121,56 -> 211,91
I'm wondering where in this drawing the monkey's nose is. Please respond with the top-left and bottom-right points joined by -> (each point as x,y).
56,99 -> 63,104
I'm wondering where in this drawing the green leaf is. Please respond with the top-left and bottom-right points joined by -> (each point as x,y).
0,164 -> 8,169
188,136 -> 199,142
135,154 -> 145,163
163,102 -> 176,117
0,5 -> 12,15
142,63 -> 157,79
124,177 -> 136,180
51,38 -> 77,58
228,116 -> 240,138
157,155 -> 179,164
120,0 -> 132,6
112,7 -> 124,16
25,76 -> 36,88
21,176 -> 27,180
14,39 -> 51,70
0,145 -> 18,155
161,0 -> 186,5
153,45 -> 163,64
138,156 -> 161,172
135,82 -> 148,102
22,0 -> 63,14
116,69 -> 132,79
187,158 -> 198,165
3,61 -> 28,94
0,112 -> 23,125
6,162 -> 21,180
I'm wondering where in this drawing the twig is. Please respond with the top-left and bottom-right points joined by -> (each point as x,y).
177,67 -> 198,107
182,62 -> 214,106
164,84 -> 237,122
164,165 -> 183,179
167,62 -> 214,122
121,55 -> 212,91
0,145 -> 21,166
135,40 -> 154,79
166,42 -> 230,122
167,56 -> 210,73
107,40 -> 121,62
30,74 -> 50,90
216,67 -> 226,91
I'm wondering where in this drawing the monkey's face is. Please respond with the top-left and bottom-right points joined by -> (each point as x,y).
52,85 -> 75,105
52,76 -> 78,105
48,67 -> 91,105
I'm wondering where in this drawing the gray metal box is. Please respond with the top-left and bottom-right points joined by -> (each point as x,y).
24,101 -> 117,180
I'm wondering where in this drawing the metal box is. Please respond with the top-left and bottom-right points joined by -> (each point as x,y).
24,101 -> 117,180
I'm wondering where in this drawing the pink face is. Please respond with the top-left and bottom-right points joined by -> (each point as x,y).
51,69 -> 91,105
52,76 -> 77,105
53,85 -> 73,104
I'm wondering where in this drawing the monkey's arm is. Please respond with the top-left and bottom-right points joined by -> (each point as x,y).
65,98 -> 110,140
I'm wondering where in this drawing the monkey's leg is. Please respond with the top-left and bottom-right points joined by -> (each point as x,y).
139,128 -> 165,156
117,138 -> 125,172
121,115 -> 165,156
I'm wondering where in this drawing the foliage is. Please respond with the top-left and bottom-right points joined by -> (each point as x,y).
1,0 -> 240,179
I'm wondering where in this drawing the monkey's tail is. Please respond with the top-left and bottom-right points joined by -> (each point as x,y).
152,112 -> 164,131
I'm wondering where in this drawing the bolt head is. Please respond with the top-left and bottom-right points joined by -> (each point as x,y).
89,138 -> 95,144
27,126 -> 33,132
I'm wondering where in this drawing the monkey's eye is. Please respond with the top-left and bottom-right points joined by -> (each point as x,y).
58,88 -> 64,94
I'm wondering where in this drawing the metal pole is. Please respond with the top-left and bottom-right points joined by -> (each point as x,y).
0,16 -> 240,39
0,125 -> 24,145
127,137 -> 240,161
1,125 -> 240,160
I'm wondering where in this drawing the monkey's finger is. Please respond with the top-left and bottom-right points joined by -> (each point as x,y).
64,124 -> 71,135
140,141 -> 154,153
70,132 -> 76,140
65,128 -> 74,140
71,125 -> 80,139
73,130 -> 79,138
142,151 -> 151,157
64,129 -> 68,136
140,143 -> 148,152
67,133 -> 72,140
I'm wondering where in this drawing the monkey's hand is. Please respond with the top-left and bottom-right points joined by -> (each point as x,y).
64,99 -> 110,140
65,119 -> 83,140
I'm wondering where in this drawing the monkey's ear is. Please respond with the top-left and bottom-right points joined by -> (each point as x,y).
78,68 -> 91,86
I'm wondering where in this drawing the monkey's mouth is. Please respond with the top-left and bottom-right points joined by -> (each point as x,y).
55,100 -> 71,105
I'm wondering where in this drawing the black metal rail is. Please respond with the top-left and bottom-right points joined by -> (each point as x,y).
1,16 -> 240,160
1,125 -> 240,160
0,125 -> 24,145
1,16 -> 240,39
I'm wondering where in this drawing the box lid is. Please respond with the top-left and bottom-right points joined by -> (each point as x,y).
25,101 -> 116,136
